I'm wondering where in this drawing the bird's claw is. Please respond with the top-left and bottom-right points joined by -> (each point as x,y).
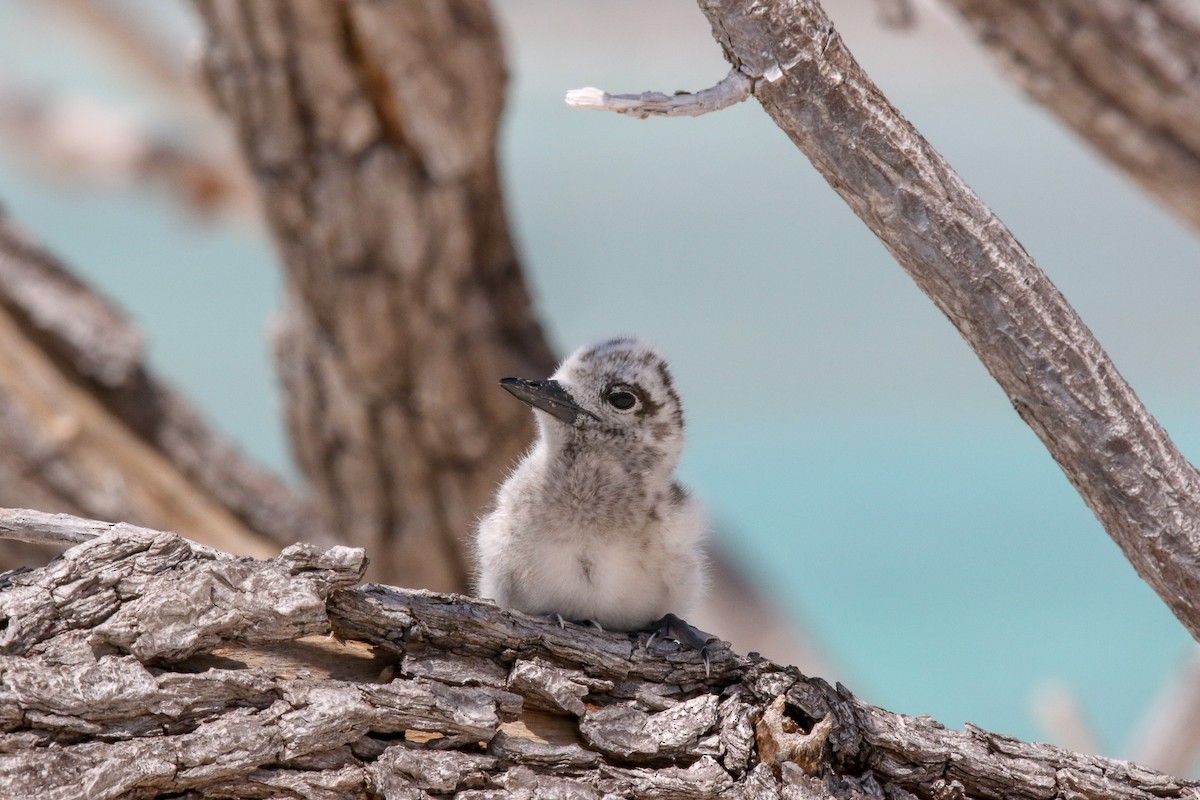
550,614 -> 604,632
645,613 -> 718,678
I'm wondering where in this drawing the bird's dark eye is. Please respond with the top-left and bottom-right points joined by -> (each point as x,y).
606,388 -> 638,410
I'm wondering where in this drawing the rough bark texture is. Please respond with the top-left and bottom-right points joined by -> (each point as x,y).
2,514 -> 1196,800
0,211 -> 323,570
192,0 -> 556,591
941,0 -> 1200,234
693,0 -> 1200,642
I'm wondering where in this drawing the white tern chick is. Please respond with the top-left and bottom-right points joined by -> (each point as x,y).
476,338 -> 710,649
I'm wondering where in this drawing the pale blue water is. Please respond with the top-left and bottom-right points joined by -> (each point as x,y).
1,0 -> 1198,762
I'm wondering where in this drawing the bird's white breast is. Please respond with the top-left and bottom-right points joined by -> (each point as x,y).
475,474 -> 705,631
473,337 -> 707,632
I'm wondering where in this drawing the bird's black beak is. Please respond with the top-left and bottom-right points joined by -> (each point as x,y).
499,377 -> 598,425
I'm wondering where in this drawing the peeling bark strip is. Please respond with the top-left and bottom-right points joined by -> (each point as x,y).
692,0 -> 1200,641
942,0 -> 1200,234
193,0 -> 555,591
1,518 -> 1197,799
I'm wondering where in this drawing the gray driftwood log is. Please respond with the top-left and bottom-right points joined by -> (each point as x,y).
1,509 -> 1195,799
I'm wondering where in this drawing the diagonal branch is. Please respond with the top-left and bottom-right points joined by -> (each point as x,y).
0,83 -> 257,217
41,0 -> 207,112
0,211 -> 328,561
939,0 -> 1200,235
1,511 -> 1195,799
659,0 -> 1200,641
193,0 -> 556,591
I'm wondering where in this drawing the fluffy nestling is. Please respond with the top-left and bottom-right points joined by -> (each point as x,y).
475,337 -> 708,638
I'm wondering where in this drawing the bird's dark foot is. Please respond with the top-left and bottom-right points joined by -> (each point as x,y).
644,613 -> 719,677
550,614 -> 604,632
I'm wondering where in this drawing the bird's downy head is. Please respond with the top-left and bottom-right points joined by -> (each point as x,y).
500,337 -> 686,467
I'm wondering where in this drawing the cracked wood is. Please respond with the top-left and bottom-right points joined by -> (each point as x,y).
1,516 -> 1196,799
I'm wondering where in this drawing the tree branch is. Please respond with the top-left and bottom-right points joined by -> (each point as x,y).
939,0 -> 1200,234
665,0 -> 1200,642
0,210 -> 326,562
874,0 -> 916,29
42,0 -> 208,113
1130,648 -> 1200,775
0,506 -> 134,547
566,68 -> 753,118
1,511 -> 1195,799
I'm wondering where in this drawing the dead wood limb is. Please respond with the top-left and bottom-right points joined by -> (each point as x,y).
566,68 -> 753,118
940,0 -> 1200,234
0,211 -> 326,565
689,0 -> 1200,643
41,0 -> 208,114
193,0 -> 556,591
0,83 -> 255,217
0,506 -> 159,548
1130,648 -> 1200,775
0,512 -> 1194,799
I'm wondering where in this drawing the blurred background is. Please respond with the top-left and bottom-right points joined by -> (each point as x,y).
1,0 -> 1198,767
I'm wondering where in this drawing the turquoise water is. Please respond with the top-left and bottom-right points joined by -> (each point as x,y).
686,416 -> 1195,753
2,0 -> 1199,762
495,0 -> 1200,756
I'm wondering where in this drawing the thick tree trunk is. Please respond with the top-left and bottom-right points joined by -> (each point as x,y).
940,0 -> 1200,235
692,0 -> 1200,642
2,511 -> 1195,800
0,212 -> 322,569
192,0 -> 556,591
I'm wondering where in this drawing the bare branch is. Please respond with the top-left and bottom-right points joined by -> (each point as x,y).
0,510 -> 1195,799
940,0 -> 1200,234
566,68 -> 753,119
875,0 -> 917,29
7,1 -> 260,220
0,84 -> 256,216
0,209 -> 326,559
0,507 -> 107,547
691,0 -> 1200,642
41,0 -> 208,113
1031,680 -> 1103,757
1130,649 -> 1200,775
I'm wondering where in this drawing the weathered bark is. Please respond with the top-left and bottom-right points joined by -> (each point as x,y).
940,0 -> 1200,235
0,212 -> 323,569
0,0 -> 818,675
691,0 -> 1200,642
192,0 -> 555,591
2,512 -> 1196,800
